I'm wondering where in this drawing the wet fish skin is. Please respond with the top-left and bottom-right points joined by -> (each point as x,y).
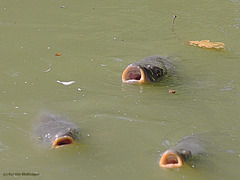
134,55 -> 167,81
33,112 -> 81,149
159,135 -> 207,168
122,55 -> 172,84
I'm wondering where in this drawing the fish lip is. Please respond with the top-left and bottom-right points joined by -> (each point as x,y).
122,64 -> 147,84
159,150 -> 183,168
52,136 -> 74,148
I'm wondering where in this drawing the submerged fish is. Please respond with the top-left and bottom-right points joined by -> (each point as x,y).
122,55 -> 172,84
159,135 -> 207,168
33,112 -> 81,149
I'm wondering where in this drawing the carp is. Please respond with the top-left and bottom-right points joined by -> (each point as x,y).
159,135 -> 208,168
122,55 -> 172,84
33,112 -> 81,149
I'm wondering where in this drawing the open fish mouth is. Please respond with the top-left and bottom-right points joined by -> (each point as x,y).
52,136 -> 74,148
122,65 -> 146,84
159,150 -> 183,168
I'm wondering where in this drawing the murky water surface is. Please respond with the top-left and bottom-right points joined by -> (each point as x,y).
1,0 -> 240,179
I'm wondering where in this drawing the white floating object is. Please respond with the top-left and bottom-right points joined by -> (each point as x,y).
56,80 -> 76,86
44,68 -> 51,72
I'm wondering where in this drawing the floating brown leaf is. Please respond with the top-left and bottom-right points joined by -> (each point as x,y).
55,53 -> 62,56
188,40 -> 225,49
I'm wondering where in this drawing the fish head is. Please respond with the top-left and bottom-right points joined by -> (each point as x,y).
35,119 -> 80,149
159,149 -> 184,168
122,63 -> 164,84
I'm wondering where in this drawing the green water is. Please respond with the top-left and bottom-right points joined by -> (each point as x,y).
1,0 -> 240,179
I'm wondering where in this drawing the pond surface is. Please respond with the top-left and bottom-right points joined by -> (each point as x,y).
1,0 -> 240,179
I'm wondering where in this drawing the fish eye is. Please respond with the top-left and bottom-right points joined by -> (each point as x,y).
153,68 -> 162,77
180,149 -> 192,159
67,128 -> 74,135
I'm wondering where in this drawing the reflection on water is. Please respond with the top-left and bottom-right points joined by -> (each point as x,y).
0,141 -> 8,151
0,0 -> 240,179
